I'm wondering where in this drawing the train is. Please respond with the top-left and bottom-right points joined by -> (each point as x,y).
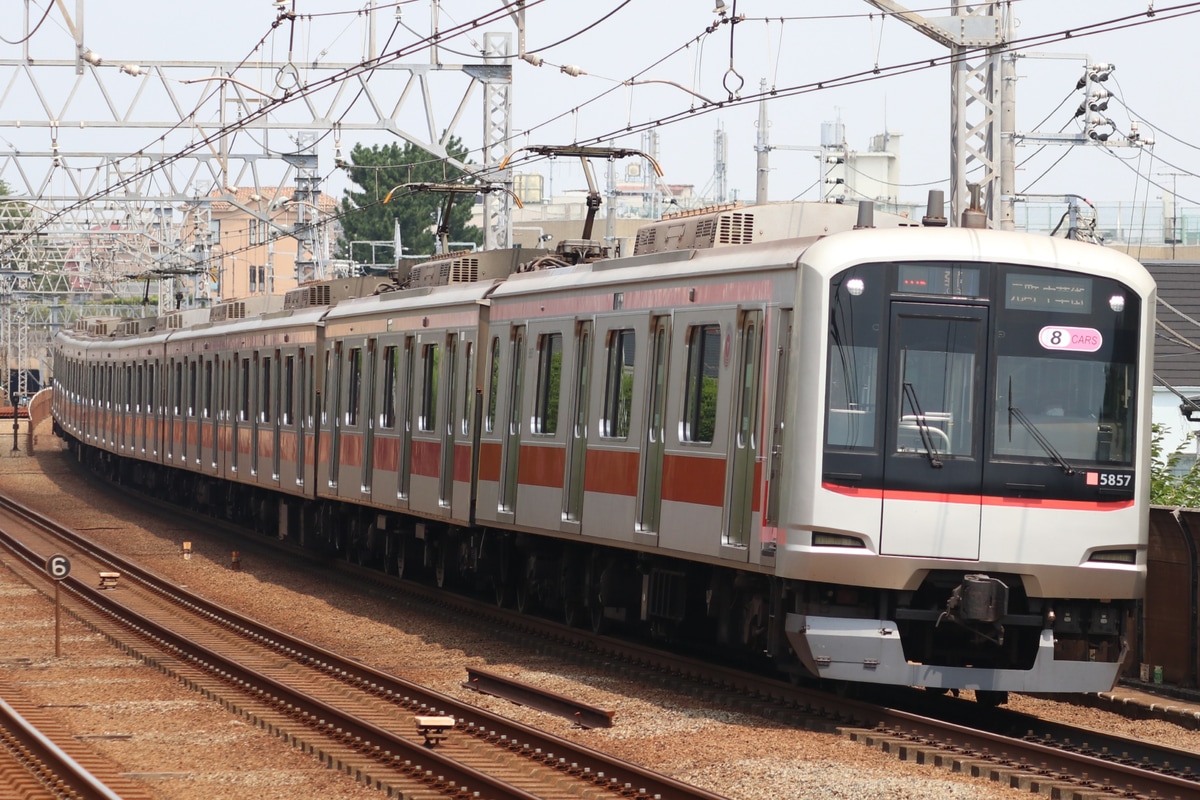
51,193 -> 1154,702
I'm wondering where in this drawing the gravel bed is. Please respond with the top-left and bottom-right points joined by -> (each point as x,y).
2,424 -> 1183,799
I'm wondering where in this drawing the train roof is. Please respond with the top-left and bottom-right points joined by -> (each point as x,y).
801,226 -> 1156,295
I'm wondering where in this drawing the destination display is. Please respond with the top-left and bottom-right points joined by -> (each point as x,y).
1006,273 -> 1092,314
897,263 -> 982,297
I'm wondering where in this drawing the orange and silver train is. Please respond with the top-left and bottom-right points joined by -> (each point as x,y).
52,199 -> 1154,699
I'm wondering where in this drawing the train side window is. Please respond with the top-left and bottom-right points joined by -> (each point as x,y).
601,329 -> 636,439
380,346 -> 397,429
420,343 -> 439,432
486,336 -> 501,433
681,324 -> 720,444
283,355 -> 295,426
533,332 -> 563,435
346,347 -> 362,427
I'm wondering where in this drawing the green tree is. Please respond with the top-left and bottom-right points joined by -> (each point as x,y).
337,139 -> 481,262
1151,423 -> 1200,507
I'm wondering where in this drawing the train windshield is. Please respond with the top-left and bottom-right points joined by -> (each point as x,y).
824,261 -> 1140,494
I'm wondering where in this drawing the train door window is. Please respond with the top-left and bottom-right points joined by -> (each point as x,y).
500,326 -> 526,513
419,343 -> 439,432
203,360 -> 213,419
638,318 -> 670,534
329,342 -> 344,488
234,358 -> 248,421
283,355 -> 295,426
297,349 -> 309,487
601,329 -> 636,439
136,364 -> 144,414
187,361 -> 197,417
461,341 -> 473,437
726,310 -> 763,548
261,355 -> 272,424
346,346 -> 362,426
173,361 -> 183,416
681,323 -> 720,444
533,332 -> 563,435
380,346 -> 397,429
439,334 -> 458,507
399,337 -> 415,500
363,339 -> 378,492
125,366 -> 133,413
765,310 -> 793,528
486,336 -> 501,433
563,321 -> 593,524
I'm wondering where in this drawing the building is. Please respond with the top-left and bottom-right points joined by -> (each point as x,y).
205,188 -> 339,302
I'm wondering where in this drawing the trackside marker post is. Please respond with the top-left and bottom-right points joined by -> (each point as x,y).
45,554 -> 71,658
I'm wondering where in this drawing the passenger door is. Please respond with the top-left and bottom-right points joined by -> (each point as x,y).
880,302 -> 987,560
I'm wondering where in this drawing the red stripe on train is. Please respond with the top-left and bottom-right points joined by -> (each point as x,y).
821,482 -> 1133,511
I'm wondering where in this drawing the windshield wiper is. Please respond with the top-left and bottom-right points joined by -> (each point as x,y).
1007,378 -> 1075,475
902,382 -> 943,468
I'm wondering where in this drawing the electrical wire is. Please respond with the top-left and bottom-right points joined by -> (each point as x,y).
0,1 -> 54,46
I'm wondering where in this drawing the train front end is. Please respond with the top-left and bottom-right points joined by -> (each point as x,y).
779,227 -> 1154,694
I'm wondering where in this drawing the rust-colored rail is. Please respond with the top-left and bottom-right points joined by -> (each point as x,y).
0,492 -> 732,800
464,666 -> 615,729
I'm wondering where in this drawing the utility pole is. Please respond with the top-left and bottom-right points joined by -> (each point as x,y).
755,79 -> 770,205
861,1 -> 1012,228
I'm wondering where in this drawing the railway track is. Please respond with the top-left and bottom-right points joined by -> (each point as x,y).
0,677 -> 153,800
0,492 -> 730,800
9,471 -> 1200,800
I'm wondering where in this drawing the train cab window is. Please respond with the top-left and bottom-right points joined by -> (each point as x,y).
420,343 -> 439,432
992,269 -> 1139,466
826,271 -> 885,451
601,329 -> 636,439
283,355 -> 296,426
486,336 -> 501,433
533,333 -> 563,435
682,324 -> 720,444
380,346 -> 397,429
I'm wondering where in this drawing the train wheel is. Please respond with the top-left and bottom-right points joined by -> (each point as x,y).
561,552 -> 585,628
586,551 -> 608,635
515,580 -> 532,614
975,690 -> 1008,708
434,543 -> 449,588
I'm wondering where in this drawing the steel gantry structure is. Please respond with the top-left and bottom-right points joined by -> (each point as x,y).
0,0 -> 516,403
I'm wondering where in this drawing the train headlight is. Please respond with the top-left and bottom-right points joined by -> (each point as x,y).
812,532 -> 866,548
1087,549 -> 1136,564
1108,294 -> 1125,313
845,277 -> 865,297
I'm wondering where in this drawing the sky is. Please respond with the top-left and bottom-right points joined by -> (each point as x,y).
3,1 -> 1199,214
